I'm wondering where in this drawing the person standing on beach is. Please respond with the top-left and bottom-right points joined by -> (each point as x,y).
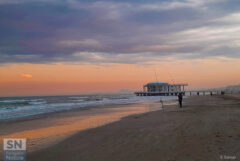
178,93 -> 183,108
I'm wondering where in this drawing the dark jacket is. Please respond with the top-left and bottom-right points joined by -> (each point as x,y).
178,93 -> 183,101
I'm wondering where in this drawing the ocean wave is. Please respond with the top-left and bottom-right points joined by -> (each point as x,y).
0,99 -> 27,103
29,99 -> 47,105
0,95 -> 178,120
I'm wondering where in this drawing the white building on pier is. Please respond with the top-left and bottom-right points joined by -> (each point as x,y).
135,81 -> 188,96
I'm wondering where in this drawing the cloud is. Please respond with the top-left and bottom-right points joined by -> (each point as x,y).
71,51 -> 168,64
20,73 -> 33,78
0,0 -> 240,64
59,39 -> 102,48
137,0 -> 211,11
213,12 -> 240,23
0,0 -> 57,5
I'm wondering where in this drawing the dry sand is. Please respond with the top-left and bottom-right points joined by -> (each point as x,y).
27,95 -> 240,161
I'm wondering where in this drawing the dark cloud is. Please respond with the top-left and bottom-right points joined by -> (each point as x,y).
0,0 -> 240,64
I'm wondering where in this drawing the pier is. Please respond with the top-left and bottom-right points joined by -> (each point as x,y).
185,90 -> 225,96
135,81 -> 225,96
135,90 -> 225,96
135,91 -> 185,96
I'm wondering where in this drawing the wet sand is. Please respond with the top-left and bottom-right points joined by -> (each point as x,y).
0,101 -> 161,158
27,95 -> 240,161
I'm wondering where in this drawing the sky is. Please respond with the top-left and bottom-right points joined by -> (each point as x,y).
0,0 -> 240,96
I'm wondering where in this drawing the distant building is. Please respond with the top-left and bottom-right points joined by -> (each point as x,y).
143,81 -> 186,93
135,81 -> 188,96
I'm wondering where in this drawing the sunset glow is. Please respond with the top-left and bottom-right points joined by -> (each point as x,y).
0,57 -> 239,96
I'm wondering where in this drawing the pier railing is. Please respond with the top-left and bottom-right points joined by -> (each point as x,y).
135,90 -> 226,96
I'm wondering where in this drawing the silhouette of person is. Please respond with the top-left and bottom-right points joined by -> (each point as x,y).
178,93 -> 183,108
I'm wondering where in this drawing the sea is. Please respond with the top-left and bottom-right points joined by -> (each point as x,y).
0,94 -> 178,121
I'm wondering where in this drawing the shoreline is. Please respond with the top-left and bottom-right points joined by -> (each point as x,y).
0,100 -> 164,157
27,95 -> 240,161
0,102 -> 142,123
0,95 -> 178,123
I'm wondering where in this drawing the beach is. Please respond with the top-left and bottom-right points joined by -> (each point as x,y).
1,1 -> 240,161
0,99 -> 162,159
1,95 -> 240,161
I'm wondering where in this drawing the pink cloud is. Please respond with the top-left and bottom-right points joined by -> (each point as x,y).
20,73 -> 33,78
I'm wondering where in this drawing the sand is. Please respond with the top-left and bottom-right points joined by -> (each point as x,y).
0,101 -> 161,158
1,95 -> 240,161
